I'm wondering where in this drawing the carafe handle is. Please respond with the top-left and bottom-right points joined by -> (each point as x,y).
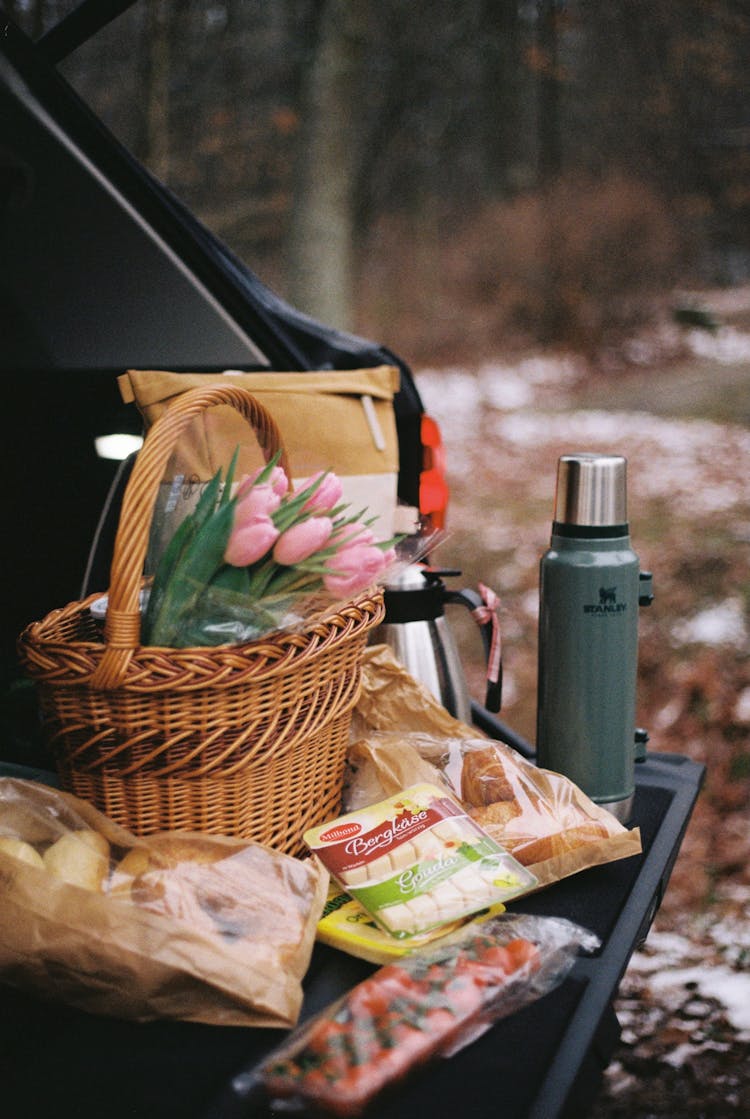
442,584 -> 503,713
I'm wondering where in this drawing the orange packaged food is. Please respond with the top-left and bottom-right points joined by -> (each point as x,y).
257,913 -> 599,1117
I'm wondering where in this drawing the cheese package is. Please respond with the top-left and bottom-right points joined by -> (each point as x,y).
317,882 -> 507,963
304,783 -> 536,939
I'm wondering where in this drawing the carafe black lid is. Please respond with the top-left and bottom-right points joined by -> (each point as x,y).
382,564 -> 445,623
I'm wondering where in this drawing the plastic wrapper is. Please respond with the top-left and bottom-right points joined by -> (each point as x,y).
344,730 -> 457,811
253,913 -> 600,1117
349,649 -> 642,895
459,739 -> 641,880
346,733 -> 641,894
0,778 -> 328,1027
316,881 -> 506,965
305,783 -> 536,940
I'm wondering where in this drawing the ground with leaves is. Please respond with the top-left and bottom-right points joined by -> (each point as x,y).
415,294 -> 750,1116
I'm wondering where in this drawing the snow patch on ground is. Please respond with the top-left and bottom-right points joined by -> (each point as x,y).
417,360 -> 750,649
418,362 -> 750,516
624,914 -> 750,1042
670,598 -> 749,649
686,324 -> 750,364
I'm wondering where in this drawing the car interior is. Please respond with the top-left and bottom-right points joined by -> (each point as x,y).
1,4 -> 432,768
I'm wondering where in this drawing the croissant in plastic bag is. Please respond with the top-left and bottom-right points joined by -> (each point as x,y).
460,740 -> 641,888
344,732 -> 641,895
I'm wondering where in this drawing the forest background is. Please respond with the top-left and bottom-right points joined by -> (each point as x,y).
7,0 -> 750,361
4,2 -> 750,1115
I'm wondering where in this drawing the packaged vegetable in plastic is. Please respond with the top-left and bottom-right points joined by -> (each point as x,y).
252,913 -> 600,1117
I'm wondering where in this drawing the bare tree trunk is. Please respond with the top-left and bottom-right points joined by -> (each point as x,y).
285,0 -> 367,332
537,0 -> 563,185
143,0 -> 172,181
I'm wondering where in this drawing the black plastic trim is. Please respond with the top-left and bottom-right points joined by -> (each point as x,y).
552,522 -> 630,539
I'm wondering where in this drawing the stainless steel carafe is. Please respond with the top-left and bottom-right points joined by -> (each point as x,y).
536,454 -> 653,822
376,565 -> 501,724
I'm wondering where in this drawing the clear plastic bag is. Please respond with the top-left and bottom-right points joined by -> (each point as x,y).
0,778 -> 328,1026
254,912 -> 599,1117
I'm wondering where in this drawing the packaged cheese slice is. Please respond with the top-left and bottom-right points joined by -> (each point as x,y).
304,783 -> 536,940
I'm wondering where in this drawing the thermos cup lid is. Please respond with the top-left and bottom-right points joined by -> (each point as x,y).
554,453 -> 628,528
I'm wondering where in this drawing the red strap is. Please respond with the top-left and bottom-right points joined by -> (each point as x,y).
472,582 -> 502,690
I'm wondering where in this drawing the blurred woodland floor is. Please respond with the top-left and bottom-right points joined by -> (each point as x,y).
415,289 -> 750,1117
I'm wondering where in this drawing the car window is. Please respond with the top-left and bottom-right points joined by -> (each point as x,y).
55,2 -> 309,296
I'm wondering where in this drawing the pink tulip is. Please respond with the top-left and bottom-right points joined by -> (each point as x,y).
299,471 -> 344,512
323,543 -> 388,598
238,464 -> 288,499
235,482 -> 282,523
225,513 -> 279,567
273,516 -> 333,566
380,546 -> 398,570
332,521 -> 375,550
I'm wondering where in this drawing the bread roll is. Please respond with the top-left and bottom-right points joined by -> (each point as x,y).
461,745 -> 516,806
469,800 -> 522,829
107,846 -> 152,897
0,835 -> 45,868
124,836 -> 243,938
141,835 -> 229,868
508,822 -> 611,865
126,836 -> 308,944
43,829 -> 110,891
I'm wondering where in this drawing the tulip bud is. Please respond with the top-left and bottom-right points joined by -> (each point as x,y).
225,514 -> 280,567
323,543 -> 387,598
273,516 -> 333,566
238,464 -> 289,499
235,483 -> 282,524
299,471 -> 344,513
332,521 -> 375,550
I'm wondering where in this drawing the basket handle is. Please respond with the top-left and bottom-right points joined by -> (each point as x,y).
91,384 -> 290,689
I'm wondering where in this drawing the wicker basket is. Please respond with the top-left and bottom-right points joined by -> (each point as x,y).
17,385 -> 384,854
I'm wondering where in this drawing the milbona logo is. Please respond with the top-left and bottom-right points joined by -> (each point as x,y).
320,822 -> 361,843
584,586 -> 627,615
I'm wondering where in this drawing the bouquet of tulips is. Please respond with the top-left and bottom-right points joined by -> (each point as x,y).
141,451 -> 398,648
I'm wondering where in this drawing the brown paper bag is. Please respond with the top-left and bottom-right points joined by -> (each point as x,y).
0,778 -> 328,1027
118,367 -> 409,567
350,647 -> 642,893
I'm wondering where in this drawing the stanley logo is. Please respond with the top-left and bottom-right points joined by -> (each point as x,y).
584,586 -> 627,615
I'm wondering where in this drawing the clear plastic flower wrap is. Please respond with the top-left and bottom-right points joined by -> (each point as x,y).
139,450 -> 400,648
251,912 -> 600,1117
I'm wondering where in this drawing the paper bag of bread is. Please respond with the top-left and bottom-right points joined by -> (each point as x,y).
351,644 -> 480,791
346,734 -> 640,893
459,740 -> 641,888
0,777 -> 328,1027
353,644 -> 470,739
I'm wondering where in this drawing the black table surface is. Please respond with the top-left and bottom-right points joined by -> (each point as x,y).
0,752 -> 703,1119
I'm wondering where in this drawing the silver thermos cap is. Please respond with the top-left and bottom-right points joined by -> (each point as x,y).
554,453 -> 628,527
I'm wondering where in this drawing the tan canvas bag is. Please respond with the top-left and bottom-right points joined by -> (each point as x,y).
118,366 -> 412,566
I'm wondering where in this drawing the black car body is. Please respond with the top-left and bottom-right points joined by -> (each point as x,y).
1,4 -> 439,759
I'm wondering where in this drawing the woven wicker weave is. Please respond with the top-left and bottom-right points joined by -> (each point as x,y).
18,385 -> 384,854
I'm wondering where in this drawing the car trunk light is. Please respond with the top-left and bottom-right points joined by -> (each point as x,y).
419,414 -> 449,529
95,433 -> 143,461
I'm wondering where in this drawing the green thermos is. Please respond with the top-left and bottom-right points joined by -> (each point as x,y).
536,454 -> 653,822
